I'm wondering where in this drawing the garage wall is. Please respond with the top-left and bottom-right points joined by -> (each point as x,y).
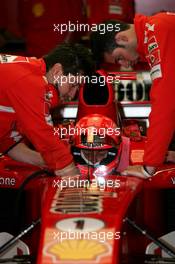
135,0 -> 175,15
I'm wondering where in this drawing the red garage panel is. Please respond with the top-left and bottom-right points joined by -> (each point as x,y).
86,0 -> 135,24
19,0 -> 86,57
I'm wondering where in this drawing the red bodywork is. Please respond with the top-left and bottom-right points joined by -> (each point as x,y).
1,148 -> 175,263
0,71 -> 175,263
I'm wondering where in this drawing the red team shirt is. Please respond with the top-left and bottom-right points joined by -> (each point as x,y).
0,55 -> 73,170
1,12 -> 175,170
135,12 -> 175,167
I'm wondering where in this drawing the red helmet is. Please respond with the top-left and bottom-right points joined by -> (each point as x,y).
72,114 -> 122,177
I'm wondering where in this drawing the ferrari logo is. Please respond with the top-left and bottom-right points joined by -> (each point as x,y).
32,3 -> 45,17
146,23 -> 155,32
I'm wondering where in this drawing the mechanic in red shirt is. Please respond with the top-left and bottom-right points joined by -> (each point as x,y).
0,43 -> 94,177
90,12 -> 175,178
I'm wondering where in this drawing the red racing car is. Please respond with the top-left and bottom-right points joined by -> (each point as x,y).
0,70 -> 175,264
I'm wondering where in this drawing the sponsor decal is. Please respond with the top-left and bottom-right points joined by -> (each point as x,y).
47,239 -> 109,262
148,42 -> 158,53
145,23 -> 155,32
55,218 -> 105,232
150,64 -> 162,81
131,149 -> 144,163
0,55 -> 17,63
42,227 -> 115,263
146,49 -> 161,67
147,36 -> 158,53
0,55 -> 29,63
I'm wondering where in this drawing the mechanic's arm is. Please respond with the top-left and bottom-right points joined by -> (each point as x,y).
8,142 -> 45,166
121,165 -> 155,179
122,17 -> 175,179
55,162 -> 80,176
122,78 -> 175,180
7,142 -> 79,176
7,75 -> 79,177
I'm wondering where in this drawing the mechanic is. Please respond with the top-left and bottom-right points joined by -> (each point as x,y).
90,12 -> 175,179
0,43 -> 94,177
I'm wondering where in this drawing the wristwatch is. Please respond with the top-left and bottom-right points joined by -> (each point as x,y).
142,165 -> 155,177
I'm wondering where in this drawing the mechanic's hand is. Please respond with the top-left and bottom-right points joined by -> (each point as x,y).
166,151 -> 175,163
121,165 -> 154,179
55,162 -> 80,177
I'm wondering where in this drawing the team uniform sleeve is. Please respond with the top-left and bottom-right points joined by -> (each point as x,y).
143,16 -> 175,166
6,74 -> 73,170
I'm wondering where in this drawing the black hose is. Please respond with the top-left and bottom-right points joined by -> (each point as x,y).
0,219 -> 40,257
125,217 -> 175,258
0,139 -> 23,158
0,169 -> 53,257
13,169 -> 53,233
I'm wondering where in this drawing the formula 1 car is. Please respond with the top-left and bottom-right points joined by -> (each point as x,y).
0,70 -> 175,264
